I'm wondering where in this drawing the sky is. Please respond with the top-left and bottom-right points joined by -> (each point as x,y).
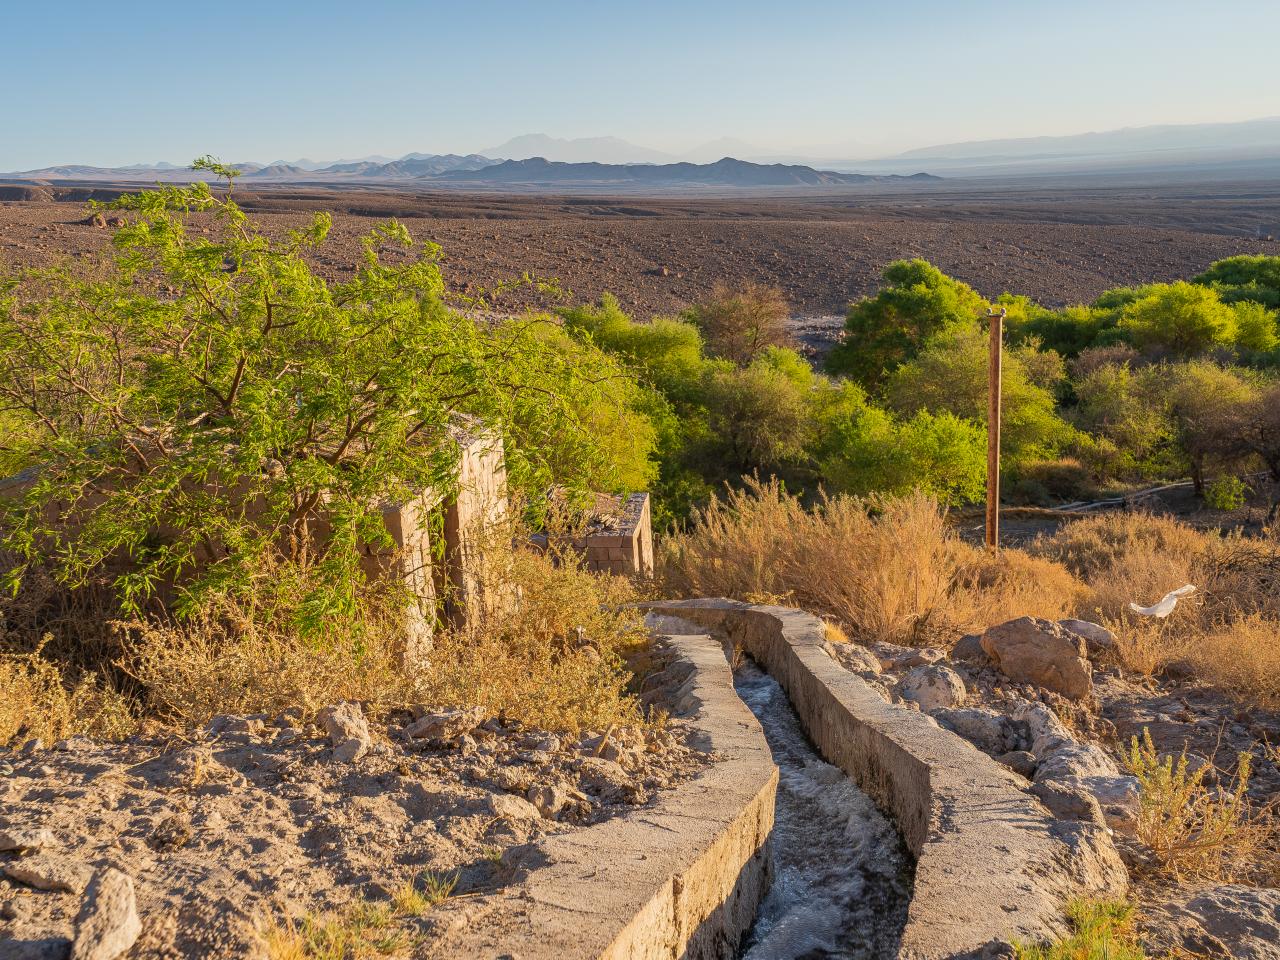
3,0 -> 1279,170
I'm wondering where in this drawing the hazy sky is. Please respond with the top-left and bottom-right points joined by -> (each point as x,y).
4,0 -> 1279,170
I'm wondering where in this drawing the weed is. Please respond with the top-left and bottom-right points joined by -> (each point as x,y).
1016,899 -> 1146,960
1123,729 -> 1273,882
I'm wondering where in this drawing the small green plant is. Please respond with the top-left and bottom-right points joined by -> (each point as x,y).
388,869 -> 457,919
1204,475 -> 1249,511
262,893 -> 422,959
1016,899 -> 1145,960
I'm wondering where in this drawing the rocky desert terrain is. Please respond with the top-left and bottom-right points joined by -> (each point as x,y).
1,178 -> 1276,328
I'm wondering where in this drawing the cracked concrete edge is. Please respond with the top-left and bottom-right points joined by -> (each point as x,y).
641,599 -> 1128,960
436,626 -> 779,960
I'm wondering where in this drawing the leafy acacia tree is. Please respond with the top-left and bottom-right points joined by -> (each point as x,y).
884,328 -> 1075,466
826,259 -> 988,389
0,160 -> 635,627
1118,281 -> 1238,358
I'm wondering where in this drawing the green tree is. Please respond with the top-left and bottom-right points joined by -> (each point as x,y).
0,163 -> 637,627
885,328 -> 1075,465
826,259 -> 988,389
1118,281 -> 1238,358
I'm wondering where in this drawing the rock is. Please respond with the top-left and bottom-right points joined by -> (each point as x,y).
318,702 -> 372,763
5,853 -> 93,893
1031,780 -> 1107,827
1142,884 -> 1280,960
931,707 -> 1008,754
0,938 -> 71,959
577,756 -> 642,802
874,643 -> 945,672
1059,619 -> 1115,656
1077,775 -> 1142,835
527,784 -> 571,819
404,706 -> 486,743
998,750 -> 1039,778
0,827 -> 55,852
827,641 -> 882,675
895,664 -> 967,712
950,633 -> 992,666
981,617 -> 1093,700
71,868 -> 142,960
483,792 -> 541,822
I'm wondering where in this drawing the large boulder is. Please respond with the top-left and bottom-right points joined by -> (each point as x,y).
1142,885 -> 1280,959
932,707 -> 1027,756
981,617 -> 1093,700
894,664 -> 967,712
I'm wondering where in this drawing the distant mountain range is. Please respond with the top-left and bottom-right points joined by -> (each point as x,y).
435,157 -> 936,187
7,116 -> 1279,188
1,154 -> 937,190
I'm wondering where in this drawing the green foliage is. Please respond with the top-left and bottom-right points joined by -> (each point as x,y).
0,169 -> 638,628
1117,281 -> 1239,357
1194,254 -> 1280,309
826,259 -> 988,388
1205,475 -> 1249,511
885,327 -> 1076,466
1232,300 -> 1280,354
822,405 -> 987,506
1015,899 -> 1146,960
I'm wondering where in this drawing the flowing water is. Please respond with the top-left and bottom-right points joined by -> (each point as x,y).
735,660 -> 913,960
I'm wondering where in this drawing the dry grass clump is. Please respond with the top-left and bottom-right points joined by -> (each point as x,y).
1031,512 -> 1280,706
658,478 -> 1081,646
123,543 -> 649,734
1124,729 -> 1276,883
418,545 -> 649,734
0,644 -> 136,747
261,892 -> 431,960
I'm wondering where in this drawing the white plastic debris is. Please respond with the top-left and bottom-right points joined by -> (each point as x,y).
1128,584 -> 1196,618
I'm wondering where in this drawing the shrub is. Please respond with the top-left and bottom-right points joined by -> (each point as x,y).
886,327 -> 1076,466
1118,281 -> 1238,358
687,282 -> 793,367
1124,729 -> 1274,882
125,542 -> 649,734
0,645 -> 135,747
1204,475 -> 1249,511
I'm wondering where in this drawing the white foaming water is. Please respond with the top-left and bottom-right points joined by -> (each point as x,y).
735,660 -> 912,960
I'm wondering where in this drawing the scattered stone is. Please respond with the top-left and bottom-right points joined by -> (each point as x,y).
318,702 -> 372,763
4,853 -> 93,893
873,643 -> 945,672
1142,884 -> 1280,960
932,707 -> 1021,755
826,641 -> 882,675
404,706 -> 486,743
981,617 -> 1093,700
894,664 -> 967,712
483,792 -> 541,822
71,868 -> 142,960
0,826 -> 55,852
527,783 -> 571,819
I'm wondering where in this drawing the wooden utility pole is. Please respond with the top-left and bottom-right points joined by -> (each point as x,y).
986,307 -> 1006,550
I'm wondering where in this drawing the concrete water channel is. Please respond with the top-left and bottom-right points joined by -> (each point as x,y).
733,660 -> 912,959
